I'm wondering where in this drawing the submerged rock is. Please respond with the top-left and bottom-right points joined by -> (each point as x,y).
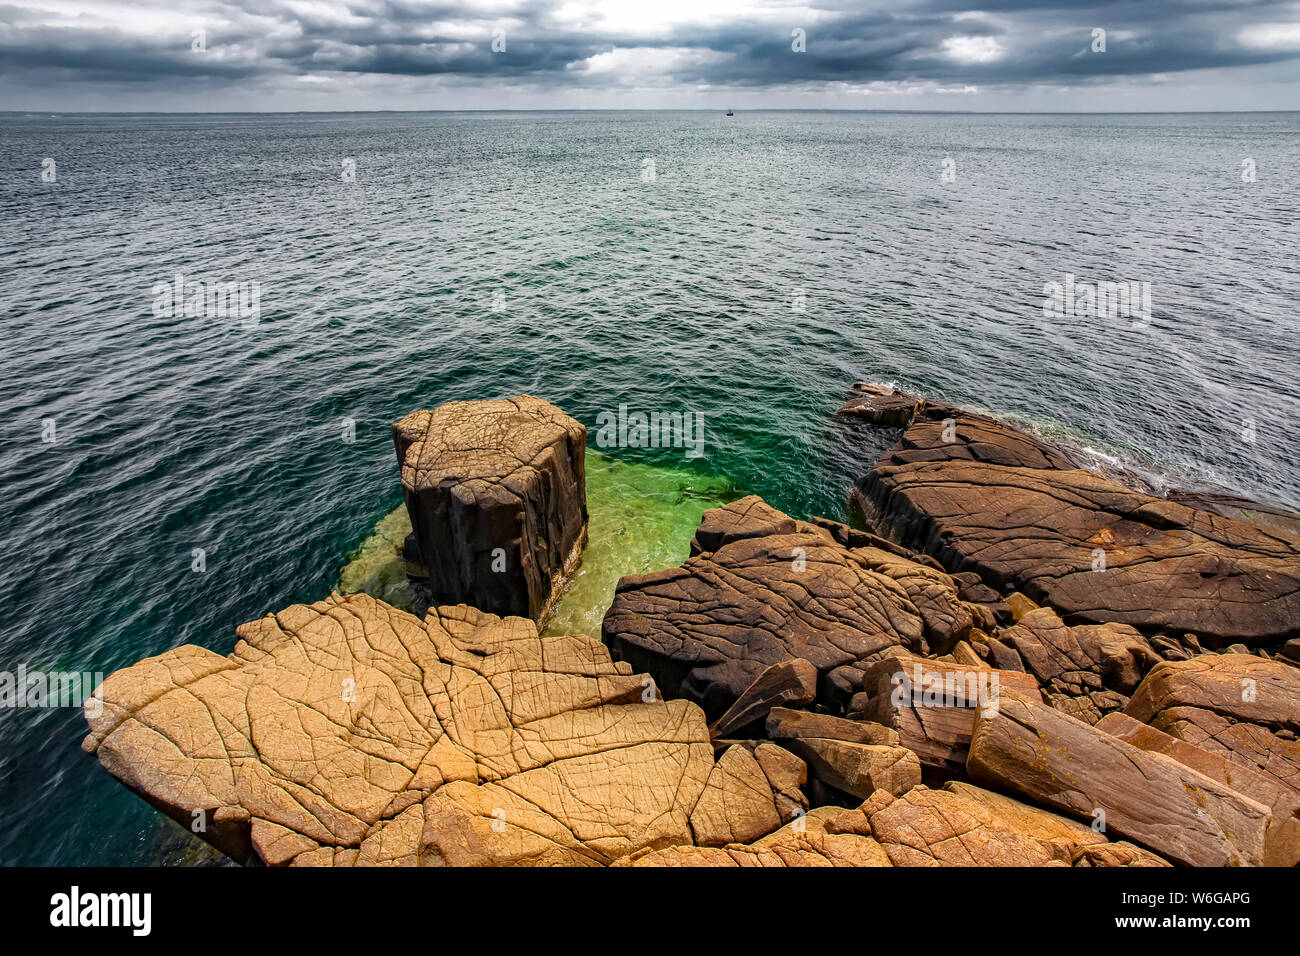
847,389 -> 1300,646
392,395 -> 587,629
83,592 -> 796,866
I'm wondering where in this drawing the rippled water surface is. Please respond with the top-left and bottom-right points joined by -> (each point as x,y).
2,111 -> 1298,865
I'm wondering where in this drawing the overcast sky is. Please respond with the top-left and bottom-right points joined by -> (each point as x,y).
2,0 -> 1299,111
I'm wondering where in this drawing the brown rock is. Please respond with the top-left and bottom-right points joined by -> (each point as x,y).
967,688 -> 1272,866
852,408 -> 1300,645
1005,592 -> 1040,623
615,806 -> 893,867
83,592 -> 790,866
708,658 -> 818,738
852,658 -> 1040,773
1001,606 -> 1162,723
951,641 -> 985,668
1097,712 -> 1300,866
1125,654 -> 1300,795
1071,843 -> 1170,867
780,738 -> 921,800
836,382 -> 935,426
941,781 -> 1106,847
766,707 -> 900,746
602,496 -> 974,716
392,395 -> 587,627
985,637 -> 1026,672
865,785 -> 1091,866
621,785 -> 1158,868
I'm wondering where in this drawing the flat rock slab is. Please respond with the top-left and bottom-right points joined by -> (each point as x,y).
851,405 -> 1300,645
766,706 -> 900,746
83,592 -> 790,866
618,784 -> 1165,868
968,689 -> 1272,866
393,395 -> 587,627
862,783 -> 1113,866
613,785 -> 1164,868
1125,654 -> 1300,795
602,496 -> 981,717
780,738 -> 920,800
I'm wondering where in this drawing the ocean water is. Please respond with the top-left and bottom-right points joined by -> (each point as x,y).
1,110 -> 1298,866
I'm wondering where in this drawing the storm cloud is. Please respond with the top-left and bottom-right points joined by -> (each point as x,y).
2,0 -> 1299,110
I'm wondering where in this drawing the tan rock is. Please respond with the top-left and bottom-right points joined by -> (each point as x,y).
1097,711 -> 1300,866
864,786 -> 1087,866
84,592 -> 789,866
1071,842 -> 1170,867
1005,592 -> 1041,623
967,689 -> 1272,866
690,745 -> 783,846
852,658 -> 1040,773
940,781 -> 1108,850
950,641 -> 986,668
765,706 -> 899,746
1126,654 -> 1300,795
752,742 -> 809,822
615,807 -> 893,867
779,738 -> 921,800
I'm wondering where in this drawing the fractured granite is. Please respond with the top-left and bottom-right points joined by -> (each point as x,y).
83,592 -> 792,866
846,386 -> 1300,646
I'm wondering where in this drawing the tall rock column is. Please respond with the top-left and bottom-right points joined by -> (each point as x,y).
392,395 -> 587,627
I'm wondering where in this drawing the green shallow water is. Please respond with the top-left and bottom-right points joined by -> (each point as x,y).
337,449 -> 739,639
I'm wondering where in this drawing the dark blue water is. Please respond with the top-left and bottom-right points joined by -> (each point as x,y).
1,111 -> 1298,865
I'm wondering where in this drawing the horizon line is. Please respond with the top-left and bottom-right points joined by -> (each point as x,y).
4,107 -> 1300,116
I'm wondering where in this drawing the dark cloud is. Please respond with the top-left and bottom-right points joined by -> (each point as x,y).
1,0 -> 1298,108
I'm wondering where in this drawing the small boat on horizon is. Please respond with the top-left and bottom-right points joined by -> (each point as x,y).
725,110 -> 734,116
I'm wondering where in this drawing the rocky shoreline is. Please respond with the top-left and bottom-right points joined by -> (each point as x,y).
82,388 -> 1300,866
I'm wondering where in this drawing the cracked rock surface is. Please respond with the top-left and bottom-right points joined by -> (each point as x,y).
617,782 -> 1165,867
999,606 -> 1162,724
392,395 -> 587,628
847,386 -> 1300,645
602,496 -> 984,717
83,592 -> 793,866
1125,654 -> 1300,796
